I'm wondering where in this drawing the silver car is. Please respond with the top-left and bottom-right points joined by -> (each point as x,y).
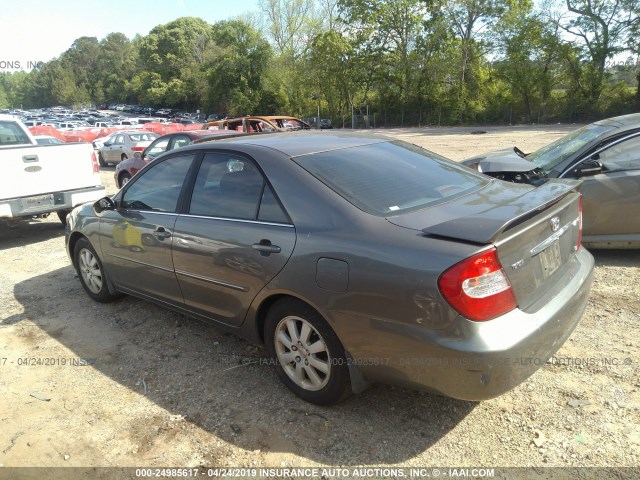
464,113 -> 640,248
66,133 -> 594,405
98,131 -> 159,166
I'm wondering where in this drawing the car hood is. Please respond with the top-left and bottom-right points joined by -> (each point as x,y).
386,178 -> 581,244
463,147 -> 537,173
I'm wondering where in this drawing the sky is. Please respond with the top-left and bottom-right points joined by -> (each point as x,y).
0,0 -> 261,72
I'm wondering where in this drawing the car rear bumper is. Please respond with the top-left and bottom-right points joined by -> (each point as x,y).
348,247 -> 594,400
0,186 -> 105,219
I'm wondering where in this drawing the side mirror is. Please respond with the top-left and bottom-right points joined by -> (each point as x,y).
574,159 -> 602,178
134,151 -> 142,159
104,141 -> 112,147
94,196 -> 116,213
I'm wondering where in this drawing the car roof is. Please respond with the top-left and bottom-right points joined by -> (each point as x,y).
182,131 -> 390,158
154,130 -> 242,141
593,113 -> 640,129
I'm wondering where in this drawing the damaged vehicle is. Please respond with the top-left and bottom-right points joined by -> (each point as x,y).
66,133 -> 593,405
463,113 -> 640,248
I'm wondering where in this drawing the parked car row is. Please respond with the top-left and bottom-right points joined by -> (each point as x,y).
114,130 -> 242,187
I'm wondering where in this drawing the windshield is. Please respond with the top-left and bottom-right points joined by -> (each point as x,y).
528,123 -> 612,173
294,140 -> 487,216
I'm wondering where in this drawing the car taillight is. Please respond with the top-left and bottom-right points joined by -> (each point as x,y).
576,194 -> 583,251
91,151 -> 99,173
132,146 -> 145,152
438,247 -> 517,321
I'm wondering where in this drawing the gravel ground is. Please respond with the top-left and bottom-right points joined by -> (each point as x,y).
0,125 -> 638,479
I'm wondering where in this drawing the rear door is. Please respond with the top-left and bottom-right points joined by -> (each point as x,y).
172,152 -> 296,326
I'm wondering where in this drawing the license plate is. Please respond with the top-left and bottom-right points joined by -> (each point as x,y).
539,240 -> 562,278
25,194 -> 54,207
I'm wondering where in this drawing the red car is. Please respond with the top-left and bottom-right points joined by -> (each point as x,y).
114,130 -> 242,188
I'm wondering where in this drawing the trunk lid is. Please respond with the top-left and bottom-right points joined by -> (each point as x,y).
387,179 -> 582,311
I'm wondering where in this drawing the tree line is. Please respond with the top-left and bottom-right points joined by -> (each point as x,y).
1,0 -> 639,126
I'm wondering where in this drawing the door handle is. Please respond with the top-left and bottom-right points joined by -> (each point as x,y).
252,240 -> 281,255
153,227 -> 171,239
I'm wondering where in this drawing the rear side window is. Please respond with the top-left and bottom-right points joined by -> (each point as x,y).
189,153 -> 290,223
0,121 -> 32,146
294,140 -> 487,216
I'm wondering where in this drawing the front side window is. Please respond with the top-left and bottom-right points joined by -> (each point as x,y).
596,134 -> 640,172
120,154 -> 193,212
294,140 -> 487,216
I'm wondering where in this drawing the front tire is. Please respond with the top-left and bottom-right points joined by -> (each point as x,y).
265,299 -> 351,405
98,152 -> 107,167
56,210 -> 70,226
119,172 -> 131,187
73,238 -> 120,303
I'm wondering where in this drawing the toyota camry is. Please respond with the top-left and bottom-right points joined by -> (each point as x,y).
66,133 -> 594,404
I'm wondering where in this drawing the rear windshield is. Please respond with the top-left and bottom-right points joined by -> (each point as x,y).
129,133 -> 158,142
0,121 -> 32,146
294,140 -> 487,216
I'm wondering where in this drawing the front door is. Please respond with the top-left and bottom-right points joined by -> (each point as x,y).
576,134 -> 640,239
99,153 -> 195,304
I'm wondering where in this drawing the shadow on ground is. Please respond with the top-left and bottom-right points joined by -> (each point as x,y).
5,265 -> 476,465
590,248 -> 640,268
0,219 -> 65,249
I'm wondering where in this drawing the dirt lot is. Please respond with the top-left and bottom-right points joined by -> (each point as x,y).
1,125 -> 639,477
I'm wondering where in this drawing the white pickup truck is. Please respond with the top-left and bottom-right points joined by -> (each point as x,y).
0,114 -> 105,225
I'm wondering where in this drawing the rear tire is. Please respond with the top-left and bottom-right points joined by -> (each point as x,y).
265,299 -> 351,405
73,238 -> 120,303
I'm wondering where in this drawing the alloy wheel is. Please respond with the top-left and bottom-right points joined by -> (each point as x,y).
274,315 -> 331,391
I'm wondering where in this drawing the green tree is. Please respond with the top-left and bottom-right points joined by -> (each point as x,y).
206,20 -> 273,115
96,33 -> 139,104
556,0 -> 639,108
138,17 -> 216,109
437,0 -> 510,121
493,1 -> 565,122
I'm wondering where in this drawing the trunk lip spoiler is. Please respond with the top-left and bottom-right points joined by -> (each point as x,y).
421,179 -> 582,244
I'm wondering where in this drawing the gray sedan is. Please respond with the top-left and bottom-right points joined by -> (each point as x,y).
65,133 -> 594,404
98,131 -> 159,166
464,113 -> 640,248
